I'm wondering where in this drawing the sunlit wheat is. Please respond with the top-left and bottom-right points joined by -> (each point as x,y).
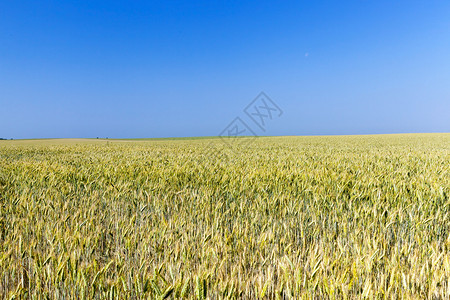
0,134 -> 448,298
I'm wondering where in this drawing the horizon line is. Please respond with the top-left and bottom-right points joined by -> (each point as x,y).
2,132 -> 449,141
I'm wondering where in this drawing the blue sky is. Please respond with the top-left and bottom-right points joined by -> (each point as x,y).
1,1 -> 449,139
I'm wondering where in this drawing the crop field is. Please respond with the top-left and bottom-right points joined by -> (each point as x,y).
0,134 -> 449,299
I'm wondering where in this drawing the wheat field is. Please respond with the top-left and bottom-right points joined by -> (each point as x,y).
0,134 -> 449,299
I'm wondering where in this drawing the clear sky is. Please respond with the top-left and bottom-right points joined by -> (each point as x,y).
1,1 -> 449,139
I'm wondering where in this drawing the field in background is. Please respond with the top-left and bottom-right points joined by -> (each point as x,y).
0,134 -> 449,298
